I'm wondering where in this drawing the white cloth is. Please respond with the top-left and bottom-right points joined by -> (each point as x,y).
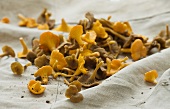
0,0 -> 170,109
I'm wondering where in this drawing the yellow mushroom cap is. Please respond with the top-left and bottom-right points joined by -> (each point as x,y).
39,31 -> 60,51
34,66 -> 53,84
1,17 -> 10,23
81,30 -> 97,45
69,25 -> 85,46
131,39 -> 147,61
26,18 -> 38,28
28,80 -> 46,95
37,23 -> 49,30
11,62 -> 24,75
1,45 -> 15,57
54,18 -> 73,32
92,20 -> 108,39
113,21 -> 132,35
110,59 -> 121,70
144,70 -> 158,84
65,85 -> 78,98
50,50 -> 67,70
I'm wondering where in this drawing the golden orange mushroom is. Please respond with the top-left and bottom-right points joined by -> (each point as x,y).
1,17 -> 10,23
0,45 -> 15,58
18,37 -> 30,58
69,25 -> 85,46
113,21 -> 133,35
34,66 -> 53,84
106,57 -> 129,76
121,39 -> 147,61
92,20 -> 108,39
39,31 -> 60,52
50,50 -> 67,70
53,18 -> 73,32
144,70 -> 158,84
28,80 -> 46,95
81,30 -> 97,45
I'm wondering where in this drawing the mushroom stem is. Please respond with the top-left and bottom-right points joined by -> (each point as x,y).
88,52 -> 100,57
100,40 -> 116,47
0,53 -> 8,57
18,14 -> 26,21
120,56 -> 129,62
104,27 -> 127,41
19,37 -> 29,55
87,61 -> 103,83
121,48 -> 131,53
33,82 -> 41,92
53,72 -> 74,79
23,62 -> 32,70
166,24 -> 169,37
62,67 -> 75,75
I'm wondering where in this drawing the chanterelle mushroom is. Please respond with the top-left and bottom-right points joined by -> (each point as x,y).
18,37 -> 30,58
144,70 -> 158,84
69,25 -> 85,46
0,45 -> 15,58
34,54 -> 49,68
53,18 -> 73,32
18,14 -> 38,28
92,20 -> 108,39
50,50 -> 67,71
121,39 -> 147,61
69,54 -> 87,82
0,17 -> 10,23
28,80 -> 46,95
39,32 -> 60,52
65,85 -> 83,103
34,66 -> 53,84
11,61 -> 32,75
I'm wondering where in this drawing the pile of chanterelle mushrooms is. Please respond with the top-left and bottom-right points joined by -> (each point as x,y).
1,10 -> 170,103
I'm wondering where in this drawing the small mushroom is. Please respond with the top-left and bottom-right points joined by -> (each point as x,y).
18,14 -> 38,28
85,12 -> 96,30
64,80 -> 82,92
69,54 -> 87,82
144,70 -> 158,84
0,45 -> 15,58
37,8 -> 51,24
28,80 -> 46,95
0,17 -> 10,23
113,21 -> 132,36
65,85 -> 78,98
106,57 -> 129,76
65,85 -> 83,103
34,66 -> 53,84
92,20 -> 108,39
53,18 -> 73,32
69,25 -> 85,46
65,54 -> 78,70
70,93 -> 84,103
11,61 -> 32,75
34,54 -> 49,68
37,23 -> 49,30
77,60 -> 103,88
18,37 -> 30,58
121,39 -> 147,61
81,30 -> 97,45
50,50 -> 67,70
37,8 -> 55,29
26,51 -> 37,64
39,32 -> 60,52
